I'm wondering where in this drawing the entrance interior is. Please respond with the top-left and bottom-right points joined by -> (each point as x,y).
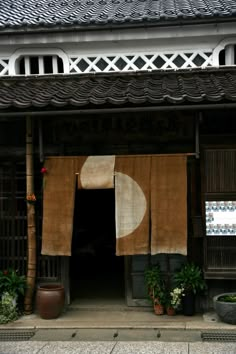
70,188 -> 125,306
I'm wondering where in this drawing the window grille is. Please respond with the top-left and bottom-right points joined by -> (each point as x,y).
0,160 -> 60,280
8,48 -> 69,76
205,237 -> 236,275
0,161 -> 27,273
17,55 -> 64,75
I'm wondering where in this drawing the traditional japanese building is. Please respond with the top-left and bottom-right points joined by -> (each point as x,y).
0,0 -> 236,313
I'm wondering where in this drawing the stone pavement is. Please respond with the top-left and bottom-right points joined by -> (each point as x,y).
0,340 -> 236,353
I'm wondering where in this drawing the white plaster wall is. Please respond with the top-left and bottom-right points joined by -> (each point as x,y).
0,22 -> 235,56
0,21 -> 235,74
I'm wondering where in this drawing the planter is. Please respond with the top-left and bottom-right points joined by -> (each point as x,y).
182,292 -> 195,316
166,306 -> 175,316
213,293 -> 236,325
36,283 -> 65,319
154,303 -> 164,315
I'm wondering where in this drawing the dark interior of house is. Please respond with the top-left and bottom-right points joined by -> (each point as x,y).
70,188 -> 124,304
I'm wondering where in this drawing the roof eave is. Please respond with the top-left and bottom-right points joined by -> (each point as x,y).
0,16 -> 236,36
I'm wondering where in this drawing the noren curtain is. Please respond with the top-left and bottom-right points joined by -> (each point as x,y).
114,156 -> 151,255
41,157 -> 86,256
41,155 -> 187,257
151,155 -> 187,255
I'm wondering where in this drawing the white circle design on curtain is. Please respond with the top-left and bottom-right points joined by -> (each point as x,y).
115,172 -> 147,238
80,155 -> 115,189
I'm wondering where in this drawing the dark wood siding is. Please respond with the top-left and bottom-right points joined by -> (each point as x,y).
204,150 -> 236,193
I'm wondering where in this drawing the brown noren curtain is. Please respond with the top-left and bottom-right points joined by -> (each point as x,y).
115,156 -> 151,256
151,155 -> 187,255
41,157 -> 86,256
41,155 -> 187,257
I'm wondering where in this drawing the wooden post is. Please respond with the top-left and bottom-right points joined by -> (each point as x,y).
24,116 -> 37,314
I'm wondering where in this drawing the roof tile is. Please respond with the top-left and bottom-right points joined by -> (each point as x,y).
0,69 -> 236,110
0,0 -> 235,30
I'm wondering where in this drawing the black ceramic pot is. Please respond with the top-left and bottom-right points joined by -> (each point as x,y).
182,292 -> 195,316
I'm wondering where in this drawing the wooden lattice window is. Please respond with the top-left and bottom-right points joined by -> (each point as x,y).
0,161 -> 27,274
0,160 -> 61,280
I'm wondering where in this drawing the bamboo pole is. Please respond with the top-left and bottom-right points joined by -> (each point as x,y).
24,116 -> 37,314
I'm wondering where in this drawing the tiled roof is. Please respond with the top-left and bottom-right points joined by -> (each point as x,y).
0,69 -> 236,110
0,0 -> 236,30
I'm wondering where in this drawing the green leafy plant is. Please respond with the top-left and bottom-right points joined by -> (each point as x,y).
144,264 -> 166,306
218,295 -> 236,303
0,269 -> 27,297
0,292 -> 19,324
174,262 -> 207,295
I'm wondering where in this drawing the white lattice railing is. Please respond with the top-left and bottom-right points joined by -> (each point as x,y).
0,50 -> 214,76
0,59 -> 9,75
69,51 -> 213,74
2,39 -> 236,77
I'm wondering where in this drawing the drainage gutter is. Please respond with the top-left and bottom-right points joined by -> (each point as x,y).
0,102 -> 236,118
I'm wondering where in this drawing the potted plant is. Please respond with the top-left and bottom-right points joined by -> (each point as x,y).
144,264 -> 166,315
166,287 -> 185,316
0,292 -> 19,324
153,284 -> 166,315
0,269 -> 27,324
0,269 -> 26,299
174,262 -> 207,316
213,292 -> 236,324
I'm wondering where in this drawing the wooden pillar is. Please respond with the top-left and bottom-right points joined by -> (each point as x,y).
24,116 -> 37,314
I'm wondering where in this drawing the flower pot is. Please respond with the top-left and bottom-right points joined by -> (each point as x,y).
213,293 -> 236,325
154,303 -> 164,315
36,283 -> 65,319
182,292 -> 195,316
166,306 -> 175,316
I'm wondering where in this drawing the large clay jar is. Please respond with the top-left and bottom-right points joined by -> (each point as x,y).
36,283 -> 65,319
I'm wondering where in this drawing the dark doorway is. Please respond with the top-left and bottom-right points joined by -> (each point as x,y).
70,189 -> 125,305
